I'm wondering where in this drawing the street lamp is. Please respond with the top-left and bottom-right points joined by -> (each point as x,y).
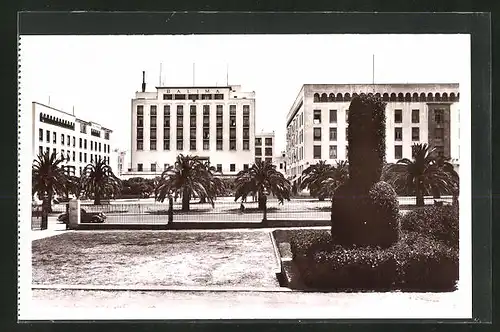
262,187 -> 269,223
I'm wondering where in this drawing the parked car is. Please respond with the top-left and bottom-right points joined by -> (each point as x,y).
57,209 -> 107,224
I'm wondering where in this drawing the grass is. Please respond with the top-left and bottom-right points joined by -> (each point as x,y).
32,231 -> 279,287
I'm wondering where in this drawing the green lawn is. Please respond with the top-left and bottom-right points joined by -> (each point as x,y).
32,231 -> 279,287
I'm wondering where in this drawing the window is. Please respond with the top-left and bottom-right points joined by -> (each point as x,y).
163,94 -> 173,100
53,132 -> 57,144
177,128 -> 183,139
202,94 -> 212,100
175,94 -> 186,100
137,163 -> 143,172
216,128 -> 222,139
329,110 -> 337,123
216,140 -> 223,151
313,110 -> 321,124
216,164 -> 222,173
151,164 -> 156,172
215,94 -> 224,100
412,127 -> 420,141
394,128 -> 403,141
435,145 -> 445,157
72,151 -> 75,161
230,140 -> 236,150
177,140 -> 183,150
39,146 -> 43,156
255,138 -> 262,146
394,109 -> 402,123
99,142 -> 102,152
243,164 -> 249,171
163,139 -> 170,150
79,152 -> 82,162
243,128 -> 249,139
329,127 -> 337,141
53,148 -> 57,156
395,145 -> 403,159
137,140 -> 143,150
265,138 -> 272,146
314,128 -> 321,141
435,109 -> 444,124
265,148 -> 272,156
137,128 -> 144,139
280,163 -> 283,169
243,140 -> 249,150
67,135 -> 70,146
203,141 -> 209,150
255,147 -> 262,156
177,105 -> 184,116
255,157 -> 262,163
90,141 -> 93,151
38,129 -> 43,141
188,94 -> 199,100
265,158 -> 272,163
230,164 -> 235,172
329,145 -> 337,159
230,128 -> 236,139
313,145 -> 321,159
46,147 -> 49,154
61,149 -> 65,160
84,153 -> 87,163
84,139 -> 87,149
150,140 -> 157,150
435,128 -> 444,139
346,145 -> 349,159
412,109 -> 420,123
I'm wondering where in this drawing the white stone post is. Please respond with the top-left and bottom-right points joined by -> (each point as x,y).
68,199 -> 81,229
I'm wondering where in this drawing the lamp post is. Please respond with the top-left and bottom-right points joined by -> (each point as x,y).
262,187 -> 269,223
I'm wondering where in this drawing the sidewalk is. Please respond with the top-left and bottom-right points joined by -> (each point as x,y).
31,217 -> 72,241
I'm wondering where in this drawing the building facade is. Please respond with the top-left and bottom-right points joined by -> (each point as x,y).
128,79 -> 256,178
32,102 -> 113,177
285,84 -> 460,180
274,150 -> 287,176
254,131 -> 275,164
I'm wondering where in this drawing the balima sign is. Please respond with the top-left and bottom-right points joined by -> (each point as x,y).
163,89 -> 224,94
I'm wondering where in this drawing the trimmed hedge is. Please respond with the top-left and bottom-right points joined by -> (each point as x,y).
401,205 -> 459,249
290,230 -> 458,292
331,181 -> 400,248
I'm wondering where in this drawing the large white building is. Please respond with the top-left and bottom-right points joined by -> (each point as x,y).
254,131 -> 275,164
128,73 -> 256,178
285,84 -> 460,180
32,102 -> 113,177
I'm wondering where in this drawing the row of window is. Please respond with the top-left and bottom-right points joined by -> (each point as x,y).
255,147 -> 273,157
311,126 -> 444,142
136,139 -> 250,151
162,93 -> 225,101
135,163 -> 248,173
313,92 -> 459,103
137,104 -> 251,116
255,137 -> 273,146
38,146 -> 110,164
309,144 -> 445,161
38,129 -> 111,153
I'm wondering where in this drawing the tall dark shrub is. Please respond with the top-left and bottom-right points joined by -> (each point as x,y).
347,94 -> 387,189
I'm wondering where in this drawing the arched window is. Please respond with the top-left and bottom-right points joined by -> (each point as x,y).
427,93 -> 434,101
435,93 -> 441,101
352,93 -> 359,99
344,93 -> 351,101
328,93 -> 335,102
320,93 -> 328,102
390,93 -> 397,102
375,93 -> 381,98
449,92 -> 456,101
398,93 -> 404,102
420,93 -> 426,102
367,93 -> 373,98
412,93 -> 419,102
442,92 -> 448,101
405,93 -> 412,102
336,93 -> 343,102
383,93 -> 389,101
313,93 -> 320,102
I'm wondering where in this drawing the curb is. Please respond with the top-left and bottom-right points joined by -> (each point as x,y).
32,284 -> 294,292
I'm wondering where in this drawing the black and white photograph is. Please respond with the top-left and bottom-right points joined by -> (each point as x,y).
18,25 -> 472,320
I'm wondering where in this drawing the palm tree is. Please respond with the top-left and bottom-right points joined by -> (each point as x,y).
64,175 -> 83,199
315,160 -> 350,198
234,160 -> 292,210
387,143 -> 457,206
81,157 -> 122,205
32,151 -> 68,213
155,154 -> 222,211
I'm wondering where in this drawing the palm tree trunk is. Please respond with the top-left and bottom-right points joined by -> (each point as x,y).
47,191 -> 53,213
258,195 -> 266,210
94,189 -> 101,205
415,181 -> 424,207
182,187 -> 190,212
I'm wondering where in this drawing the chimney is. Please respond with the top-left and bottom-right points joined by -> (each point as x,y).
141,71 -> 146,92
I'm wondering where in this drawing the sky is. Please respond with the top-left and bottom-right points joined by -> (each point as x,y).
20,34 -> 469,154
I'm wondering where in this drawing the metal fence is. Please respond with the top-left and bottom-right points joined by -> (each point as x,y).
45,195 -> 454,226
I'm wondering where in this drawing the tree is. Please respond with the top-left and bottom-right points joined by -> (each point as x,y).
388,143 -> 458,206
234,160 -> 292,210
155,154 -> 223,211
300,160 -> 349,200
64,175 -> 83,199
81,157 -> 122,205
32,151 -> 68,212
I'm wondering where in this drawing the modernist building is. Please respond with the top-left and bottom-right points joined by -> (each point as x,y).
254,131 -> 275,164
128,73 -> 256,178
274,150 -> 287,176
285,84 -> 460,180
32,102 -> 113,177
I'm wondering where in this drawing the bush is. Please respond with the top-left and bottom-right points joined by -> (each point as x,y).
347,94 -> 387,189
290,229 -> 332,257
331,181 -> 400,248
401,205 -> 459,249
291,230 -> 458,292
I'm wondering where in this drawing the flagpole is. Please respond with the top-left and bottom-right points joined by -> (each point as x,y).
193,63 -> 195,85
